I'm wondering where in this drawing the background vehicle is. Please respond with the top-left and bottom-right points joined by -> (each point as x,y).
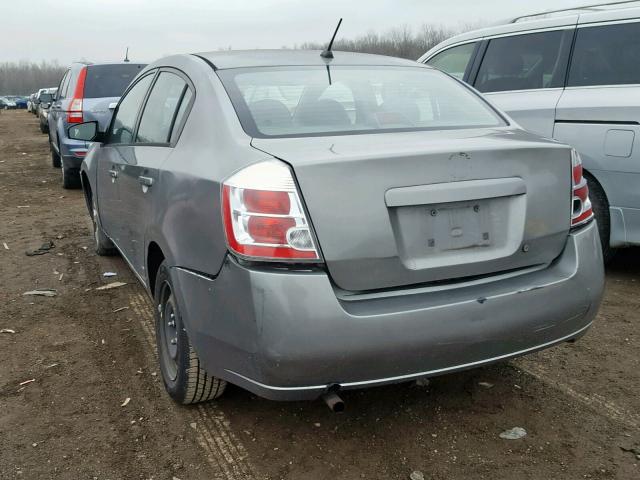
30,88 -> 52,115
27,93 -> 37,113
9,96 -> 28,109
48,61 -> 146,188
420,2 -> 640,262
0,97 -> 17,109
75,50 -> 603,405
37,91 -> 55,133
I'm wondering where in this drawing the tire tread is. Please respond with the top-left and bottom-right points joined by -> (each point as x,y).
181,345 -> 227,405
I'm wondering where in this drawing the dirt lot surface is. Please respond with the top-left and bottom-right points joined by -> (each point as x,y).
1,110 -> 639,480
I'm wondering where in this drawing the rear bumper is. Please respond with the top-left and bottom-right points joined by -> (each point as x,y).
610,206 -> 640,248
58,133 -> 87,170
172,221 -> 604,401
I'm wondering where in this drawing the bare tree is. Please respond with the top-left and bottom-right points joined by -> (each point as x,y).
0,61 -> 66,95
299,23 -> 474,60
0,22 -> 481,95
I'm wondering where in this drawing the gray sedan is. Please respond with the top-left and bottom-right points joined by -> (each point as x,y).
72,50 -> 604,405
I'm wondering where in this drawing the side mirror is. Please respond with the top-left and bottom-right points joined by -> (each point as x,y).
68,122 -> 100,142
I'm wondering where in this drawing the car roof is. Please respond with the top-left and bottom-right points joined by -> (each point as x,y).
193,49 -> 424,70
418,4 -> 640,62
511,2 -> 640,24
87,62 -> 146,67
67,61 -> 146,69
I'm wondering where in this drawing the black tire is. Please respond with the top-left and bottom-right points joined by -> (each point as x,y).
154,261 -> 227,404
90,196 -> 117,256
50,137 -> 61,168
39,120 -> 48,134
62,163 -> 81,189
586,174 -> 615,264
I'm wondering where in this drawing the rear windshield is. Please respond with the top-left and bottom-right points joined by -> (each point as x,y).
218,66 -> 505,138
84,64 -> 146,99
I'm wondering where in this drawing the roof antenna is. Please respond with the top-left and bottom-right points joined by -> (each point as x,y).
320,18 -> 342,59
124,47 -> 130,63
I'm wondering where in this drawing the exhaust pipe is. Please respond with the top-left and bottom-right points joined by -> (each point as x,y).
322,392 -> 345,413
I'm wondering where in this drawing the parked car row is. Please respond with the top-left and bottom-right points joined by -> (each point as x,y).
36,89 -> 57,133
0,95 -> 28,109
0,97 -> 18,109
27,88 -> 55,115
34,2 -> 635,407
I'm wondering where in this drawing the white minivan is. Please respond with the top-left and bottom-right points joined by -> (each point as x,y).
420,2 -> 640,262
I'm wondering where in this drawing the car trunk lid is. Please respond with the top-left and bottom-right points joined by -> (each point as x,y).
252,128 -> 572,292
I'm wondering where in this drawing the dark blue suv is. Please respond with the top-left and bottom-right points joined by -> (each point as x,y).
49,61 -> 146,188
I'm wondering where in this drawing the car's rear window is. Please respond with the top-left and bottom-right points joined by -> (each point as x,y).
83,64 -> 146,99
217,66 -> 506,138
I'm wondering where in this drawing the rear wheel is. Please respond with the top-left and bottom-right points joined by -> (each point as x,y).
62,163 -> 81,189
586,174 -> 614,264
49,136 -> 61,168
154,261 -> 227,404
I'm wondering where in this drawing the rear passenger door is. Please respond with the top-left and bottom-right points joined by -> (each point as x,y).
471,29 -> 573,138
555,19 -> 640,246
96,72 -> 156,256
118,69 -> 194,279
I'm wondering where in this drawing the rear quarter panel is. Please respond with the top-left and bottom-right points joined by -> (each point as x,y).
144,55 -> 271,279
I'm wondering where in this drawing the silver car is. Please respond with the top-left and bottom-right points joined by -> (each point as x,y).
420,3 -> 640,262
72,50 -> 603,405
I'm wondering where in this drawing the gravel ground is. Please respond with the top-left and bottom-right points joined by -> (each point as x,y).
1,110 -> 638,479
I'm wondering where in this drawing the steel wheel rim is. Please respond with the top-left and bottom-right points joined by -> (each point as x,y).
158,281 -> 179,381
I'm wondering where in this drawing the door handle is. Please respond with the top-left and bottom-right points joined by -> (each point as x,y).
108,168 -> 118,178
138,176 -> 154,187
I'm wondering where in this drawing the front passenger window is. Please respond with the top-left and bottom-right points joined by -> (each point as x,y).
108,74 -> 154,144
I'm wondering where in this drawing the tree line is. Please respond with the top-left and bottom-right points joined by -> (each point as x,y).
298,23 -> 470,60
0,61 -> 66,96
0,23 -> 476,95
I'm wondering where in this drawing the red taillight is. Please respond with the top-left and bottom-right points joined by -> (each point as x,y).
571,149 -> 594,228
67,67 -> 87,124
243,189 -> 290,215
222,161 -> 320,261
247,216 -> 296,244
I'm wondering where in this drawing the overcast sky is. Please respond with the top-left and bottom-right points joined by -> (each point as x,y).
2,0 -> 597,64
